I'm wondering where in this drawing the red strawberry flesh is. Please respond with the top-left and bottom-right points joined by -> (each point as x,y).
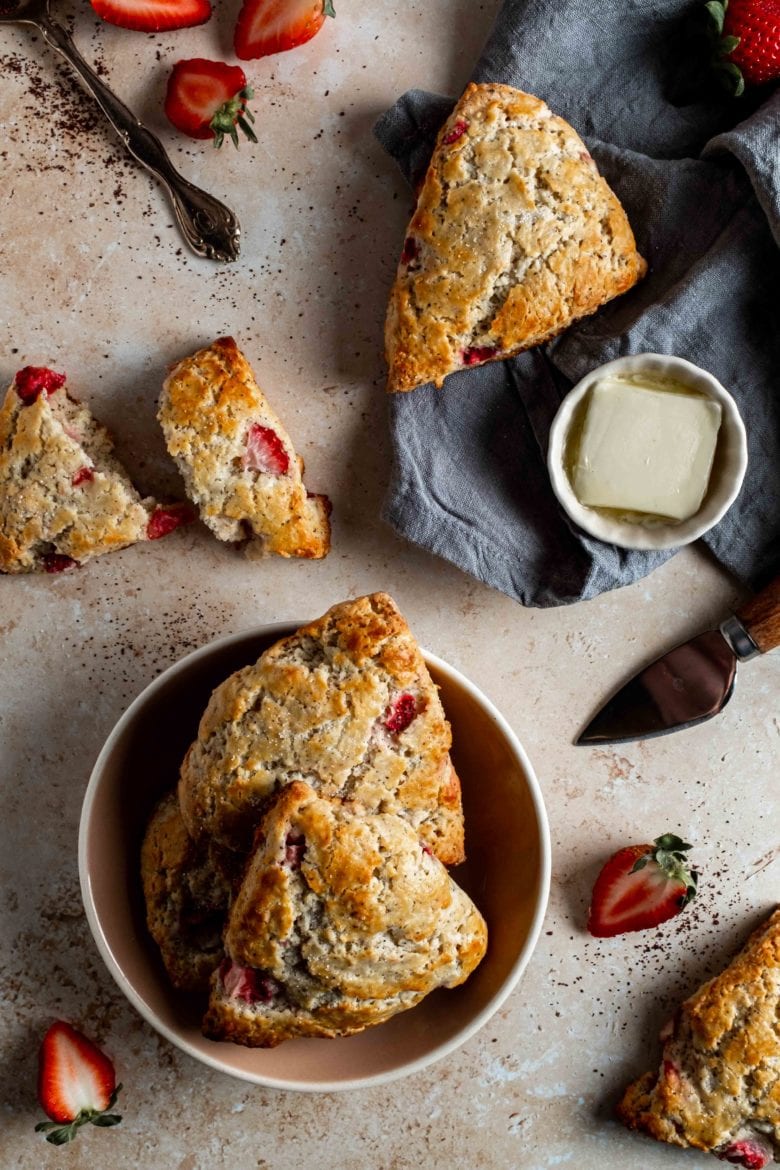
89,0 -> 211,32
400,237 -> 420,265
42,553 -> 78,573
462,345 -> 499,366
443,119 -> 468,145
146,504 -> 194,540
243,423 -> 290,475
234,0 -> 335,61
221,960 -> 279,1003
384,692 -> 418,734
719,1137 -> 772,1168
15,366 -> 66,404
72,467 -> 94,487
284,832 -> 306,868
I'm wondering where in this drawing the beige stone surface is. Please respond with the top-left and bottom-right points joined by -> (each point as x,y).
0,3 -> 778,1168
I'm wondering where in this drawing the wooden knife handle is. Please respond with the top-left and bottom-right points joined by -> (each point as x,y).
736,573 -> 780,654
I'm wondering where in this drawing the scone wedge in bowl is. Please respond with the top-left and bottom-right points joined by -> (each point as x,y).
385,82 -> 647,393
159,337 -> 330,560
203,782 -> 488,1047
618,908 -> 780,1168
0,366 -> 191,573
178,592 -> 465,865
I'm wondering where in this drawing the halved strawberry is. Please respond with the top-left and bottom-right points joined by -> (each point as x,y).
165,59 -> 258,149
234,0 -> 335,61
35,1021 -> 122,1146
89,0 -> 211,33
243,423 -> 290,475
587,833 -> 698,938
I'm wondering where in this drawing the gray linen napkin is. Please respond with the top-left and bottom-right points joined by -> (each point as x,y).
375,0 -> 780,607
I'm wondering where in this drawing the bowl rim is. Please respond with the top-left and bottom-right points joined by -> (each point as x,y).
78,621 -> 552,1093
546,353 -> 748,551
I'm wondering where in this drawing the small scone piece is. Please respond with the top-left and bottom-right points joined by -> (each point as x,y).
140,792 -> 238,993
178,592 -> 465,864
202,782 -> 487,1046
385,83 -> 647,393
159,337 -> 330,559
617,909 -> 780,1168
0,366 -> 190,573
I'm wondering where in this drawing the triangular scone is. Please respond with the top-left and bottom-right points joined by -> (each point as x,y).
617,909 -> 780,1168
159,337 -> 330,560
202,782 -> 487,1047
0,367 -> 190,574
385,83 -> 647,393
140,792 -> 240,993
178,592 -> 465,865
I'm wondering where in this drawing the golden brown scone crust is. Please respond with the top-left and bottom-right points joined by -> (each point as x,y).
617,908 -> 780,1166
140,792 -> 238,993
158,337 -> 330,559
0,375 -> 155,572
178,592 -> 465,864
385,83 -> 647,393
202,782 -> 487,1046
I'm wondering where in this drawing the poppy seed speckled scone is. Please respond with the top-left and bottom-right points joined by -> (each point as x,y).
178,593 -> 465,864
140,792 -> 241,993
0,367 -> 190,574
385,83 -> 647,393
158,337 -> 330,560
617,908 -> 780,1168
202,782 -> 487,1047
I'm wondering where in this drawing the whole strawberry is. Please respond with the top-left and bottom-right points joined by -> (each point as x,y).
707,0 -> 780,93
35,1021 -> 122,1145
587,833 -> 699,938
165,59 -> 258,149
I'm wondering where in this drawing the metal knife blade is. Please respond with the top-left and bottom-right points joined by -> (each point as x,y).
576,573 -> 780,746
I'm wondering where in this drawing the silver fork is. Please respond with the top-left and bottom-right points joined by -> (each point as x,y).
0,0 -> 241,261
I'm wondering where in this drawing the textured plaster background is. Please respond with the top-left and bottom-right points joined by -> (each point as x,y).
1,2 -> 778,1168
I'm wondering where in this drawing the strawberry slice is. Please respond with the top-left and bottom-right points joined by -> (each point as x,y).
146,503 -> 195,540
89,0 -> 211,33
35,1021 -> 122,1146
243,423 -> 290,475
234,0 -> 335,61
165,59 -> 258,149
587,833 -> 698,938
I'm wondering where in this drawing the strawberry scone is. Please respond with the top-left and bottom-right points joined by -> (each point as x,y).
618,908 -> 780,1168
0,366 -> 191,573
178,593 -> 465,864
385,83 -> 647,393
158,337 -> 330,559
140,792 -> 240,993
202,782 -> 487,1046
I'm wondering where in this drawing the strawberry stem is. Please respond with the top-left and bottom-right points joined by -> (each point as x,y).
323,0 -> 335,15
211,86 -> 257,150
35,1085 -> 122,1145
631,835 -> 699,907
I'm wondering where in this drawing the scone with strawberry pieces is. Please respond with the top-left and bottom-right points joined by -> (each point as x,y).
202,782 -> 487,1047
178,592 -> 465,865
0,366 -> 191,573
140,792 -> 241,993
617,908 -> 780,1168
385,82 -> 647,393
159,337 -> 330,559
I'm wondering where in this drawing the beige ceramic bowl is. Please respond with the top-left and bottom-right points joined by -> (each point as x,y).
78,623 -> 550,1092
547,353 -> 748,551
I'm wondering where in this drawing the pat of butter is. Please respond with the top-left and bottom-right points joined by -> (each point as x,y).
572,378 -> 722,521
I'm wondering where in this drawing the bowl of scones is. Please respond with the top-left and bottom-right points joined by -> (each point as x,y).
79,593 -> 550,1090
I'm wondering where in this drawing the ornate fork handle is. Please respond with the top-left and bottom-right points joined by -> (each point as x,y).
37,14 -> 241,261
